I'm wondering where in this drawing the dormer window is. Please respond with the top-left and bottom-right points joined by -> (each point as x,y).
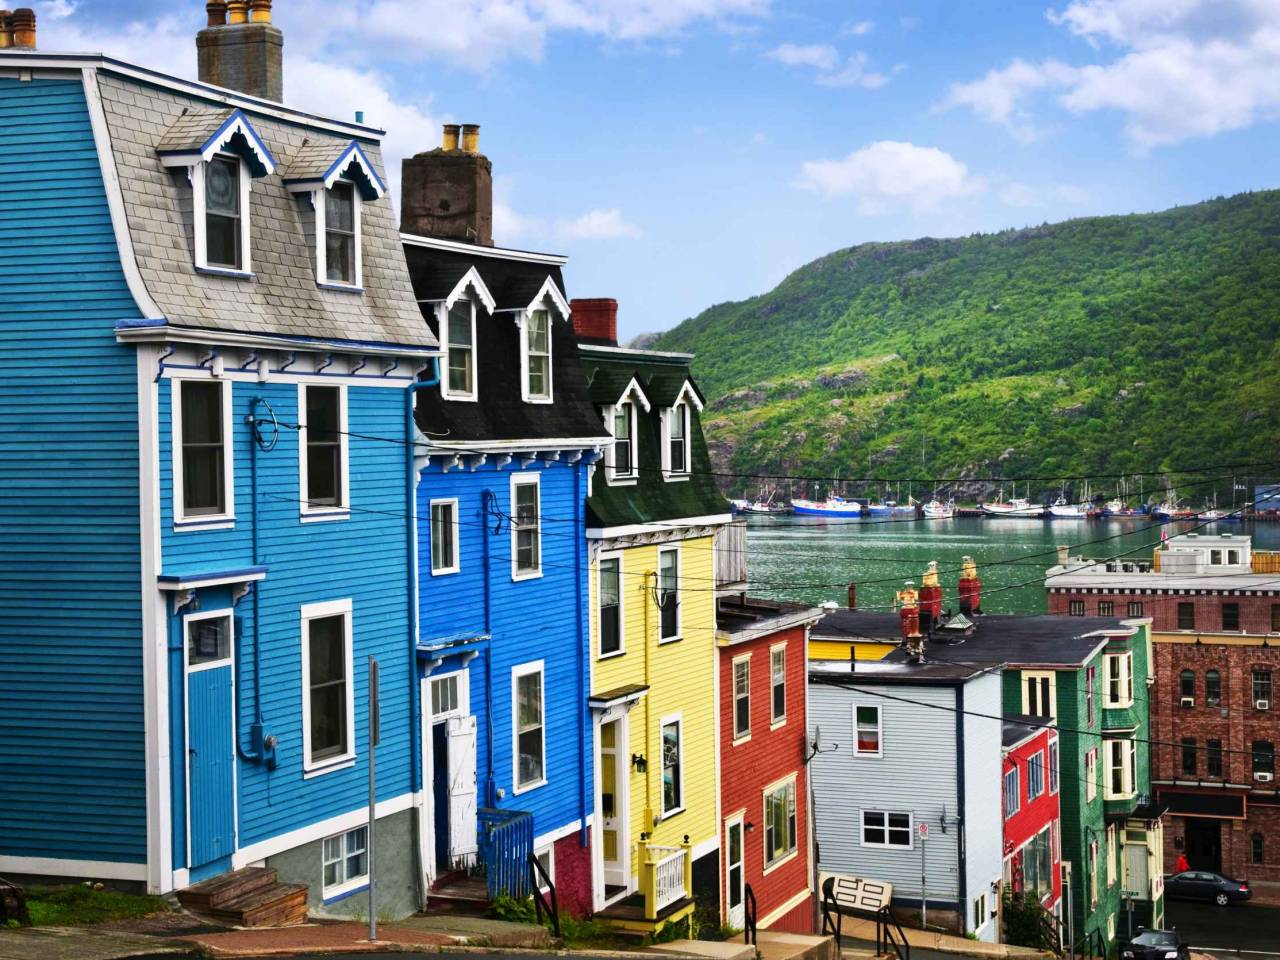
323,181 -> 359,286
524,309 -> 552,401
204,155 -> 245,270
610,402 -> 636,481
445,299 -> 477,400
667,403 -> 689,476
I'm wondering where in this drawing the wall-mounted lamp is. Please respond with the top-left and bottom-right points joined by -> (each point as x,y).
745,822 -> 755,833
631,753 -> 647,773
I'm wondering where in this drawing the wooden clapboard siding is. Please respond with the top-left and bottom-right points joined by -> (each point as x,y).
0,76 -> 148,863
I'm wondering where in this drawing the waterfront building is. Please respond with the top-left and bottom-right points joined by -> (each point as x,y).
575,305 -> 733,930
1047,533 -> 1280,883
0,5 -> 438,918
399,128 -> 609,914
715,592 -> 824,933
1002,718 -> 1062,928
807,655 -> 1006,942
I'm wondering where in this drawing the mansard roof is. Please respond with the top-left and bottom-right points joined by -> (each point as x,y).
281,139 -> 386,200
155,107 -> 275,176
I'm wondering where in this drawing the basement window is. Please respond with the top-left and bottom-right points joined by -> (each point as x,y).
322,825 -> 369,900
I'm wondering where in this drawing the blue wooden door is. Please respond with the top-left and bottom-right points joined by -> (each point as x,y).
188,662 -> 235,873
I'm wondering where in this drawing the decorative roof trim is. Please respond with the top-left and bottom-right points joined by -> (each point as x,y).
400,231 -> 569,265
586,513 -> 734,539
157,565 -> 268,591
580,343 -> 695,361
424,437 -> 609,454
114,319 -> 440,359
284,140 -> 386,200
671,379 -> 705,412
157,108 -> 276,177
445,266 -> 497,313
615,375 -> 653,413
525,274 -> 571,320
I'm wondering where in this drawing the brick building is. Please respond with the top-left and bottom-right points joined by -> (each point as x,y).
1046,532 -> 1280,883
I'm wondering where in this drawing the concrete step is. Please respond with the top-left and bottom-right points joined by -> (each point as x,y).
757,931 -> 839,960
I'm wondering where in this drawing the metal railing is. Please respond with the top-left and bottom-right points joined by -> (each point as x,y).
478,808 -> 533,900
528,851 -> 560,938
743,883 -> 757,946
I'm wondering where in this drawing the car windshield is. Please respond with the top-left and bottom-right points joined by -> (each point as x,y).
1133,932 -> 1176,947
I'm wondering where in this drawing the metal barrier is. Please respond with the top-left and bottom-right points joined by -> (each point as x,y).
743,884 -> 758,946
477,807 -> 533,900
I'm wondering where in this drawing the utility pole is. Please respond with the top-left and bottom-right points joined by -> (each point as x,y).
918,820 -> 929,928
368,657 -> 380,942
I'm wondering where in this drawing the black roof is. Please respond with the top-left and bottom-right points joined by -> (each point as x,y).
1003,713 -> 1052,749
403,244 -> 608,445
809,657 -> 1003,686
716,596 -> 824,641
815,609 -> 1131,668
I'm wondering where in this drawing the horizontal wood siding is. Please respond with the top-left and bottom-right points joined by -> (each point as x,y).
0,77 -> 147,863
961,673 -> 1003,940
158,378 -> 413,853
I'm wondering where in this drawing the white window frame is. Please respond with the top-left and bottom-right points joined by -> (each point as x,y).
769,642 -> 787,727
596,550 -> 625,659
1105,652 -> 1133,707
510,472 -> 542,581
1021,670 -> 1057,720
300,598 -> 356,775
1004,766 -> 1020,818
1103,738 -> 1137,800
1028,749 -> 1044,801
852,702 -> 883,758
1049,737 -> 1059,795
429,669 -> 468,720
520,307 -> 554,404
440,298 -> 478,402
972,892 -> 988,932
313,180 -> 363,289
606,399 -> 639,484
298,382 -> 350,521
429,497 -> 461,575
657,544 -> 682,642
1085,748 -> 1098,802
533,843 -> 555,893
193,152 -> 252,275
321,824 -> 369,900
661,401 -> 691,480
172,375 -> 236,529
761,774 -> 798,872
659,712 -> 685,819
732,654 -> 751,743
512,659 -> 546,794
860,809 -> 913,849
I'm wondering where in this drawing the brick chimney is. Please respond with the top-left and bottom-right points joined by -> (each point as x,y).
5,8 -> 36,48
571,298 -> 618,346
197,0 -> 284,103
400,123 -> 493,245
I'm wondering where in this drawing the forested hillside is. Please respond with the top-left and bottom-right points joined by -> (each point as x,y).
652,190 -> 1280,499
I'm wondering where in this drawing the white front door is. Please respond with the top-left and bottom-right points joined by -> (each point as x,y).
599,715 -> 628,890
447,714 -> 478,861
726,815 -> 745,929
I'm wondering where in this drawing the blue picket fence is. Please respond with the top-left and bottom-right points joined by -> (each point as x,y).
478,807 -> 533,900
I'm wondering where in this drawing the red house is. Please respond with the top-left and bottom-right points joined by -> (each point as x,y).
1002,717 -> 1062,926
715,595 -> 823,934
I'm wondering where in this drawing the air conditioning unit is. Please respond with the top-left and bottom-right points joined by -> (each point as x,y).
1180,696 -> 1195,708
1257,699 -> 1271,711
1256,772 -> 1275,783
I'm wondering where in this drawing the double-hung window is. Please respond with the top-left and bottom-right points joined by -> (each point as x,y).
1023,672 -> 1055,720
1181,738 -> 1197,776
444,300 -> 476,399
598,556 -> 622,656
301,384 -> 346,515
1254,741 -> 1276,778
1105,653 -> 1132,707
732,656 -> 751,740
322,825 -> 368,898
665,403 -> 689,477
511,476 -> 541,579
1085,749 -> 1098,801
764,779 -> 797,867
323,181 -> 358,285
1254,670 -> 1272,706
177,378 -> 233,523
202,154 -> 246,271
1127,601 -> 1144,617
1086,666 -> 1097,724
514,662 -> 545,791
658,547 -> 680,641
430,499 -> 459,574
524,309 -> 552,401
1206,670 -> 1221,705
1004,766 -> 1020,818
661,718 -> 683,815
1069,600 -> 1085,616
1207,739 -> 1223,777
302,600 -> 354,772
861,810 -> 911,848
1177,602 -> 1196,630
610,402 -> 636,480
1223,602 -> 1241,631
1028,751 -> 1044,800
1048,738 -> 1059,794
770,645 -> 787,724
854,704 -> 882,756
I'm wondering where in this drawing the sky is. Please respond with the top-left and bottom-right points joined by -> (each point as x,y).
38,0 -> 1280,340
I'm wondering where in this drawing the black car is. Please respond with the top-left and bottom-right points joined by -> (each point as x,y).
1164,869 -> 1252,905
1122,928 -> 1189,960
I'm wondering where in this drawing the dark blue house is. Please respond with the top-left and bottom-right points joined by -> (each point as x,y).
0,9 -> 439,920
400,128 -> 609,916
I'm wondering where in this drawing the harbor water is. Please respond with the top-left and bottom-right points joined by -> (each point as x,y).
745,515 -> 1280,616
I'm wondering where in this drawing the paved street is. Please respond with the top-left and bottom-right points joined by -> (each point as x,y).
1165,900 -> 1280,959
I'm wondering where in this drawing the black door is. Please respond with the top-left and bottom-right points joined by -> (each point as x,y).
432,722 -> 450,872
1184,819 -> 1222,872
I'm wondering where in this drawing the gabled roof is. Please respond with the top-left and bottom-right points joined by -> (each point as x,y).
282,139 -> 386,200
495,273 -> 571,318
156,107 -> 275,177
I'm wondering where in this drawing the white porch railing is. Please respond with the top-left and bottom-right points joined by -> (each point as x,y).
640,839 -> 693,919
654,847 -> 687,912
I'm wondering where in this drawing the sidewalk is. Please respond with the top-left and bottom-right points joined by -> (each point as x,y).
0,926 -> 194,960
835,917 -> 1052,959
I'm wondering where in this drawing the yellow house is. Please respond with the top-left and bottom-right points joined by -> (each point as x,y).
576,332 -> 732,931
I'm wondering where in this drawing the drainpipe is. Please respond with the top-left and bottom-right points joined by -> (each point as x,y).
575,460 -> 588,845
407,360 -> 440,797
237,396 -> 277,766
643,569 -> 655,833
482,488 -> 497,807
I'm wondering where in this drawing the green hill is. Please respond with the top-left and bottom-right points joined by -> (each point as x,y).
651,190 -> 1280,500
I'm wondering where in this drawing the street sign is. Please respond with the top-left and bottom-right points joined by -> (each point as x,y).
918,822 -> 929,840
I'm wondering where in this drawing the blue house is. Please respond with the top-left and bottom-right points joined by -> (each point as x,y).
399,127 -> 609,916
0,9 -> 438,920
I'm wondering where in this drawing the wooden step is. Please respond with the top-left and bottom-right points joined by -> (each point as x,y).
176,867 -> 278,911
209,882 -> 310,927
426,877 -> 491,916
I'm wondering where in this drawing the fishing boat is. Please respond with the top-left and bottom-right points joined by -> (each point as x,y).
740,499 -> 790,515
1048,496 -> 1087,519
922,499 -> 955,519
982,497 -> 1045,518
791,496 -> 863,517
892,498 -> 919,516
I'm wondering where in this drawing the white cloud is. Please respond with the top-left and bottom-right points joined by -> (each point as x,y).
999,182 -> 1040,208
766,43 -> 895,89
945,0 -> 1280,149
766,42 -> 839,70
841,20 -> 875,37
797,141 -> 984,213
555,208 -> 641,239
42,0 -> 79,20
816,52 -> 896,89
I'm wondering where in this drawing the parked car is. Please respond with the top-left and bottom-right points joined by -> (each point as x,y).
1164,870 -> 1251,905
1122,928 -> 1190,960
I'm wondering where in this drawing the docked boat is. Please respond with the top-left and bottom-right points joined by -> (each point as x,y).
864,501 -> 893,516
922,499 -> 954,519
981,497 -> 1045,518
792,496 -> 863,517
892,499 -> 919,516
1048,496 -> 1087,519
1152,501 -> 1196,522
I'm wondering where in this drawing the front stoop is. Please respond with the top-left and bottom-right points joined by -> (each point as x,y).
175,867 -> 308,928
755,931 -> 840,960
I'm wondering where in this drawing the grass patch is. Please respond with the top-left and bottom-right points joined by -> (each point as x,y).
24,884 -> 167,927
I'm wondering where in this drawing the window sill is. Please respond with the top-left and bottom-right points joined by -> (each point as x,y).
512,569 -> 544,582
442,392 -> 479,403
318,282 -> 364,294
513,778 -> 547,796
657,806 -> 685,823
853,751 -> 883,759
523,396 -> 554,405
598,649 -> 626,661
732,733 -> 751,747
301,509 -> 351,524
663,474 -> 691,483
431,566 -> 461,577
304,755 -> 355,779
174,516 -> 235,532
770,717 -> 787,731
762,849 -> 798,876
658,635 -> 683,645
322,879 -> 369,904
197,265 -> 254,280
607,477 -> 639,486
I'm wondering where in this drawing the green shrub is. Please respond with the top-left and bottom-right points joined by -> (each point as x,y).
1001,894 -> 1056,950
